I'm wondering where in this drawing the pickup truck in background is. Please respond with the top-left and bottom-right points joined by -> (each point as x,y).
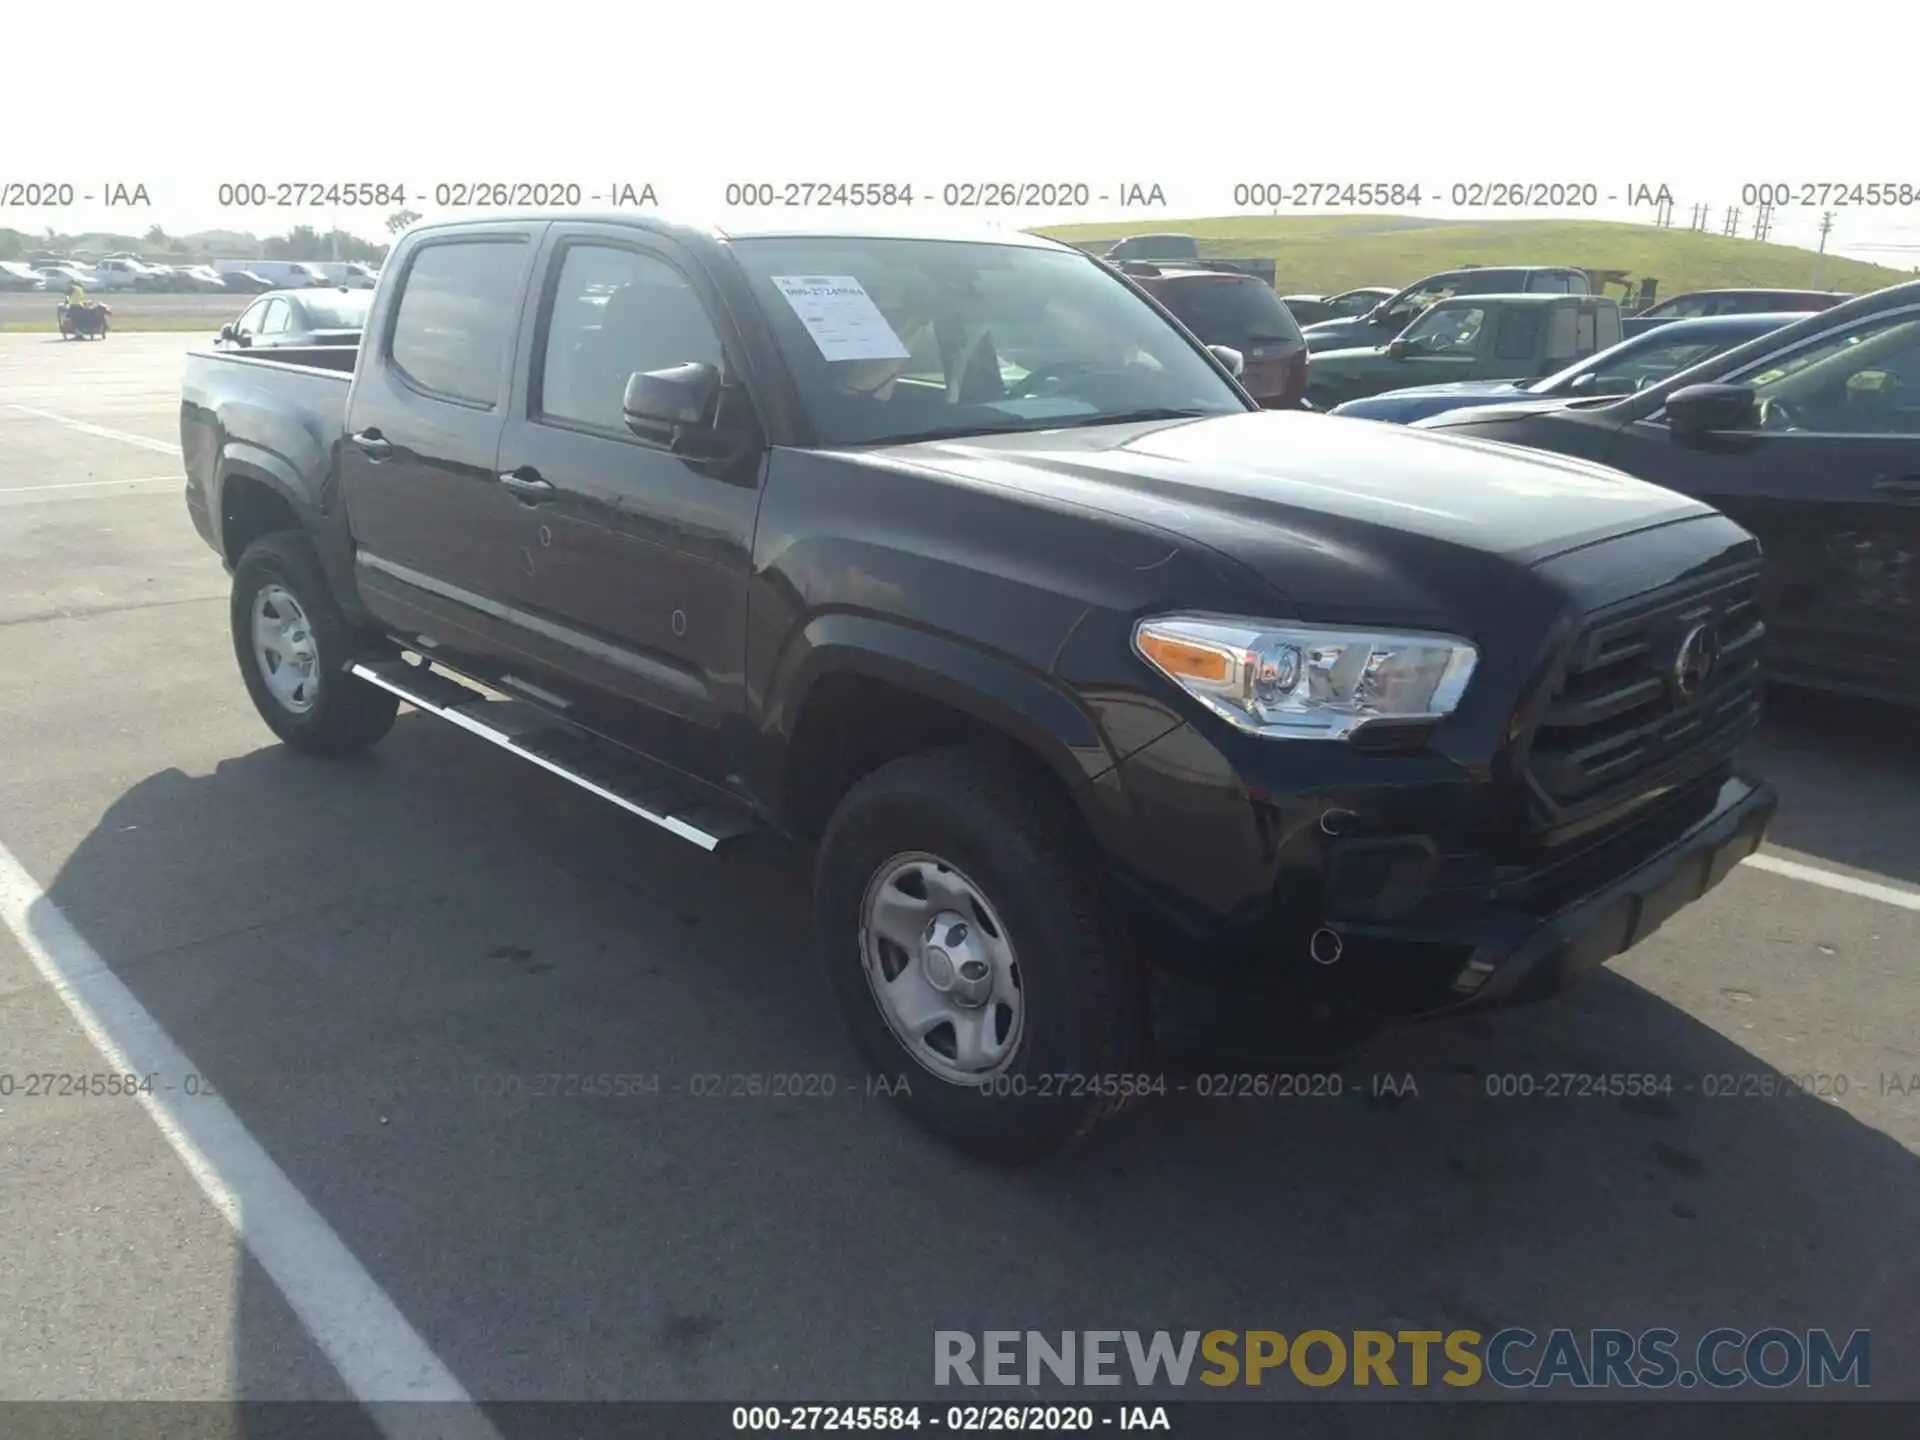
1328,312 -> 1802,424
1620,288 -> 1851,340
1303,266 -> 1594,353
180,214 -> 1777,1161
1306,293 -> 1620,409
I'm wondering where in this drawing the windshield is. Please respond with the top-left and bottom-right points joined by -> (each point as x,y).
1532,329 -> 1736,395
730,236 -> 1248,446
1398,302 -> 1487,353
299,291 -> 372,329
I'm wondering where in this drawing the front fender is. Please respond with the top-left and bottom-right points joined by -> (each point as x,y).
763,612 -> 1120,795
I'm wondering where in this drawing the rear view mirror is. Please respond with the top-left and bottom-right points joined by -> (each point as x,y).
1208,344 -> 1245,377
218,324 -> 235,342
624,362 -> 721,444
1386,338 -> 1411,359
1666,383 -> 1757,435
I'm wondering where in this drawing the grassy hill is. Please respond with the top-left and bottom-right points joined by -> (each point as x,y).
1036,215 -> 1915,300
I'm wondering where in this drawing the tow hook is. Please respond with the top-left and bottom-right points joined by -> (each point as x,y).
1309,927 -> 1344,965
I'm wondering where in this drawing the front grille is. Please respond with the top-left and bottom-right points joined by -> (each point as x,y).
1524,566 -> 1763,836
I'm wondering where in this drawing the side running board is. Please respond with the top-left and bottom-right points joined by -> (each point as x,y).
347,657 -> 761,853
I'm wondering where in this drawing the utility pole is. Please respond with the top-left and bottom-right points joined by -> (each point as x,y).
1810,211 -> 1835,287
1722,207 -> 1742,236
1752,204 -> 1773,242
1655,194 -> 1674,228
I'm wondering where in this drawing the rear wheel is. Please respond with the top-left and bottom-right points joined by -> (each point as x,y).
815,744 -> 1150,1163
230,530 -> 398,755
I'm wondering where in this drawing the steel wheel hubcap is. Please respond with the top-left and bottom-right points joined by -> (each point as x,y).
860,852 -> 1024,1085
251,584 -> 321,714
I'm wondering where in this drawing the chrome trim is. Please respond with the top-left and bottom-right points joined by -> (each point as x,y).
348,662 -> 720,852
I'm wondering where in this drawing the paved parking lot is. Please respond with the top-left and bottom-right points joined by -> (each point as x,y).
2,333 -> 1917,1420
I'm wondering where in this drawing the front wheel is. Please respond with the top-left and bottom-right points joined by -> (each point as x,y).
230,530 -> 398,755
815,744 -> 1150,1163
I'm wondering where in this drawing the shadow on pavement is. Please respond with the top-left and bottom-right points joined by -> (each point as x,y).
22,710 -> 1920,1429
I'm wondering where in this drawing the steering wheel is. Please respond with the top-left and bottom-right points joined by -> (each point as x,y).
1008,360 -> 1103,398
1757,396 -> 1800,431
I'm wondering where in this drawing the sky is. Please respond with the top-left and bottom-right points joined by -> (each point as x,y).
5,0 -> 1919,267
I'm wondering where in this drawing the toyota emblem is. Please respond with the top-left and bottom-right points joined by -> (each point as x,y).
1673,623 -> 1720,701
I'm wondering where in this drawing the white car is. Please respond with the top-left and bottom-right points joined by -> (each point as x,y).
82,257 -> 150,291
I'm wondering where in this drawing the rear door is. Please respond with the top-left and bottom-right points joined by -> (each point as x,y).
339,222 -> 546,679
1605,302 -> 1920,697
493,223 -> 764,777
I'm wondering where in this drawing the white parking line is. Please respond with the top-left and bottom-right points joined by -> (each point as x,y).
6,404 -> 181,455
1745,852 -> 1920,912
0,841 -> 504,1440
1,476 -> 179,495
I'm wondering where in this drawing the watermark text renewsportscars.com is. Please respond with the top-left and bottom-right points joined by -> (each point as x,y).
934,1328 -> 1870,1390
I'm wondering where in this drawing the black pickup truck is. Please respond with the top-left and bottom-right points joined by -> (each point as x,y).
180,215 -> 1777,1161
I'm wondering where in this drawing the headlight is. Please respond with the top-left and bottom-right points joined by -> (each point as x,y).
1132,615 -> 1477,741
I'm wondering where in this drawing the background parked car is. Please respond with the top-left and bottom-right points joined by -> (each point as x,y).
1330,312 -> 1801,424
311,261 -> 380,289
89,257 -> 162,291
1121,262 -> 1310,408
1307,293 -> 1618,409
1415,281 -> 1920,706
171,265 -> 233,293
214,269 -> 276,295
1621,288 -> 1852,339
31,264 -> 100,293
215,287 -> 372,350
1303,266 -> 1593,352
1281,287 -> 1395,326
0,261 -> 45,291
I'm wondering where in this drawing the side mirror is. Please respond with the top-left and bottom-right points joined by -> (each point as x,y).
1207,344 -> 1245,377
623,362 -> 721,444
1386,338 -> 1411,359
1666,383 -> 1757,435
218,324 -> 236,342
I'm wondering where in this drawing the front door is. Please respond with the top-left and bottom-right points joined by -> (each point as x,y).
493,226 -> 764,783
338,223 -> 547,681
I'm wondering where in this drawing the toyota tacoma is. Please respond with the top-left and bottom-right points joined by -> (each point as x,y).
180,215 -> 1777,1161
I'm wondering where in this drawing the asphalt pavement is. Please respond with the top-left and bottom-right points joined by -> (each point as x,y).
1,334 -> 1916,1422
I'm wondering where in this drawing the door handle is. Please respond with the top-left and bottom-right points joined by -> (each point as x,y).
350,429 -> 392,460
1871,475 -> 1920,500
498,467 -> 555,500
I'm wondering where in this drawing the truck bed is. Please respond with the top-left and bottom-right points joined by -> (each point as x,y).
180,344 -> 356,557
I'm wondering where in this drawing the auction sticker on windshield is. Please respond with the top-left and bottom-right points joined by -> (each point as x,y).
771,275 -> 910,362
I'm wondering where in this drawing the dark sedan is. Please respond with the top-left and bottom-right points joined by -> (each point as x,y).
215,288 -> 372,351
1331,313 -> 1801,424
1415,281 -> 1920,706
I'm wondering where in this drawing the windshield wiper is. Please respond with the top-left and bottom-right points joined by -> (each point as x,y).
1049,407 -> 1220,430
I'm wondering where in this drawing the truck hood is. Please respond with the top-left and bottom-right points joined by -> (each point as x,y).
863,411 -> 1711,627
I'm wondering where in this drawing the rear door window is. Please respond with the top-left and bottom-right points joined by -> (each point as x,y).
1493,308 -> 1544,359
388,238 -> 530,407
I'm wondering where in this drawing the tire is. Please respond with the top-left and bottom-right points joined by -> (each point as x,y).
815,743 -> 1150,1163
230,530 -> 398,755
